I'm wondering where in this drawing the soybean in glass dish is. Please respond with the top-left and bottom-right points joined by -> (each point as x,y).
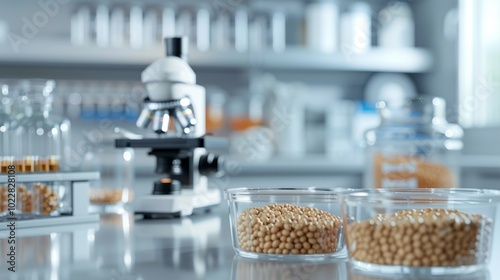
340,188 -> 500,277
225,187 -> 348,261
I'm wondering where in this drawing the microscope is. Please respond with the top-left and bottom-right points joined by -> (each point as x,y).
116,37 -> 224,218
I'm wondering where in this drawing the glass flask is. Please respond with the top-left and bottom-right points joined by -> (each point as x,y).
15,80 -> 63,172
364,97 -> 463,188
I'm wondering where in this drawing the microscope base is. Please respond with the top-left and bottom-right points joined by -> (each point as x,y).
135,189 -> 221,217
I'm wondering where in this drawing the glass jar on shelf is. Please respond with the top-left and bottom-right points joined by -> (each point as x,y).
15,79 -> 65,172
364,97 -> 463,189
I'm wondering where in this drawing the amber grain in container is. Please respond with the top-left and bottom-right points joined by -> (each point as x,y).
364,97 -> 463,189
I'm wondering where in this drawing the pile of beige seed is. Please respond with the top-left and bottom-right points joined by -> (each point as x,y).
18,185 -> 34,213
34,183 -> 59,215
0,184 -> 58,214
346,208 -> 492,267
0,185 -> 7,212
89,188 -> 130,204
236,204 -> 342,255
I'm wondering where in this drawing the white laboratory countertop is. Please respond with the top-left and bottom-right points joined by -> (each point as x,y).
0,205 -> 499,280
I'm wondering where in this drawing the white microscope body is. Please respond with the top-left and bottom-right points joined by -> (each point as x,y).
117,37 -> 222,217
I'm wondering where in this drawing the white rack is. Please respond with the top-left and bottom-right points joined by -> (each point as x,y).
0,172 -> 100,229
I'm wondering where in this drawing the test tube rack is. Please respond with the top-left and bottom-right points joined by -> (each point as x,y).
0,172 -> 100,229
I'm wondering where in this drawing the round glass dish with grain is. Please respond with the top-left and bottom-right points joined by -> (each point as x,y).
340,188 -> 500,276
224,187 -> 348,261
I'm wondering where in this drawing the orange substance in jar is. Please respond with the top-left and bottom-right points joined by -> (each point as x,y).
373,153 -> 456,188
37,159 -> 50,172
49,157 -> 59,172
206,107 -> 225,133
0,160 -> 10,173
229,117 -> 263,132
0,185 -> 7,212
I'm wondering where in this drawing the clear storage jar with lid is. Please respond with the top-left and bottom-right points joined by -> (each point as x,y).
15,79 -> 62,172
364,97 -> 463,189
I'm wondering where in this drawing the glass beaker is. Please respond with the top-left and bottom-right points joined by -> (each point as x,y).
15,80 -> 62,172
0,80 -> 16,215
0,80 -> 16,173
86,141 -> 135,213
364,97 -> 463,188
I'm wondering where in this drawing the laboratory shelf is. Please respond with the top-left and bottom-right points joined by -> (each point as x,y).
0,39 -> 432,73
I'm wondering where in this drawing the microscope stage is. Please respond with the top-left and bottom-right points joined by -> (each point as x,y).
134,189 -> 221,217
115,137 -> 227,150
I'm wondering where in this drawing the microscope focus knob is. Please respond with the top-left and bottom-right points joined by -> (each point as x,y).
153,178 -> 181,195
199,153 -> 223,176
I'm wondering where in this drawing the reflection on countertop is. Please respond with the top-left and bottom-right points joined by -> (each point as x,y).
0,205 -> 498,280
0,207 -> 232,280
231,257 -> 490,280
347,269 -> 490,280
232,257 -> 348,280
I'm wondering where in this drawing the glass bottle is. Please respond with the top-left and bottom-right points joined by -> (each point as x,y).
364,97 -> 463,189
15,80 -> 61,172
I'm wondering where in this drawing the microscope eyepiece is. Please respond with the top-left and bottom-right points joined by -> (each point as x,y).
165,37 -> 188,61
